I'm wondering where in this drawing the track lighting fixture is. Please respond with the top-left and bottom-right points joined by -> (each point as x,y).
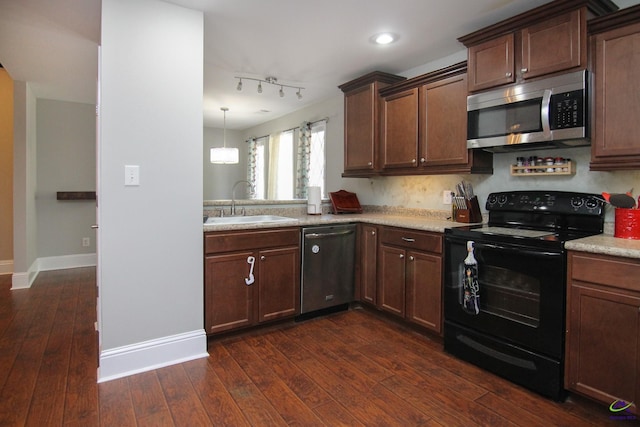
234,76 -> 304,99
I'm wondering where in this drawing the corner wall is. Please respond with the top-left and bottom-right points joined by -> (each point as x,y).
0,69 -> 13,274
12,81 -> 38,288
36,99 -> 96,266
98,0 -> 206,381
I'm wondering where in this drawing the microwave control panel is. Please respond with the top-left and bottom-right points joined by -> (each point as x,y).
550,90 -> 584,130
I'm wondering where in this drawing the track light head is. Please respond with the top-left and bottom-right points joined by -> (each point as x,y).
296,89 -> 302,100
236,79 -> 242,91
257,82 -> 262,93
279,86 -> 284,98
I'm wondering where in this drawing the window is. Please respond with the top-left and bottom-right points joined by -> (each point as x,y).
248,121 -> 326,200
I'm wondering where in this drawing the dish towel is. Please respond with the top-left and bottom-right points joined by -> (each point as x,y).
461,241 -> 480,315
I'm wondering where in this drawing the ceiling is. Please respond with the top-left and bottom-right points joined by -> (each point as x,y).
0,0 -> 638,130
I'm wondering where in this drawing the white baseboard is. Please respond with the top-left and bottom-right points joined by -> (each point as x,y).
0,259 -> 13,275
11,260 -> 39,289
38,253 -> 96,271
97,329 -> 208,383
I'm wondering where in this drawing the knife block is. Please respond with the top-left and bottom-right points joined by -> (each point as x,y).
455,196 -> 482,223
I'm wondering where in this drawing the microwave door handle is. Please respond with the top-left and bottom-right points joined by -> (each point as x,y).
541,89 -> 552,137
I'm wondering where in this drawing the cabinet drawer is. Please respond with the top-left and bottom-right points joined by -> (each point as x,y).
380,226 -> 442,254
205,227 -> 299,254
569,251 -> 640,292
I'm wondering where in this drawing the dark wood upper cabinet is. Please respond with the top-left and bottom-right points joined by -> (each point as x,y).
381,88 -> 419,169
339,72 -> 405,177
460,0 -> 617,92
378,63 -> 493,176
589,5 -> 640,170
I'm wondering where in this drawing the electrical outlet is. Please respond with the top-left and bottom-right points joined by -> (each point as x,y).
82,237 -> 90,247
443,190 -> 452,205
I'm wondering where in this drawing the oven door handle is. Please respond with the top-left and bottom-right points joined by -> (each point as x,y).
472,242 -> 562,258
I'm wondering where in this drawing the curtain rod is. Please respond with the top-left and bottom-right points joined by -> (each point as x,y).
245,117 -> 328,143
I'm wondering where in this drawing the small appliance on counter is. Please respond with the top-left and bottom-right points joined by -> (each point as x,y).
307,186 -> 322,215
329,190 -> 362,214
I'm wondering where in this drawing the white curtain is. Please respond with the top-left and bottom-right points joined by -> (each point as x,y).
267,133 -> 280,199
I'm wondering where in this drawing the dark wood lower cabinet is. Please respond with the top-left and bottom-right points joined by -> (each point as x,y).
566,251 -> 640,414
257,246 -> 300,323
376,226 -> 443,335
204,228 -> 300,335
358,224 -> 378,305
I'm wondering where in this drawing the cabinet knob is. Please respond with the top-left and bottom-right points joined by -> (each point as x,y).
409,256 -> 414,261
368,161 -> 372,166
371,231 -> 376,236
260,255 -> 266,261
505,72 -> 512,78
420,158 -> 426,163
399,254 -> 404,259
521,68 -> 528,74
412,159 -> 416,163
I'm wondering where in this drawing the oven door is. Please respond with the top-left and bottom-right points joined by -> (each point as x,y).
444,234 -> 565,359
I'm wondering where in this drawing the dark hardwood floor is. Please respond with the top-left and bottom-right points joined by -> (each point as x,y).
0,268 -> 631,426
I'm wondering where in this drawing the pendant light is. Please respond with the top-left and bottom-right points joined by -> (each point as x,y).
210,107 -> 239,164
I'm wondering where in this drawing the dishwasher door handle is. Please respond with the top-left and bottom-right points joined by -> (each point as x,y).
305,229 -> 355,239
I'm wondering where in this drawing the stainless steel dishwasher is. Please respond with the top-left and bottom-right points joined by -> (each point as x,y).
300,224 -> 356,315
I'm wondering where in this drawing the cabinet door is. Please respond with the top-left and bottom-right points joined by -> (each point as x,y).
344,83 -> 377,171
381,88 -> 419,169
520,9 -> 583,80
405,251 -> 442,334
467,33 -> 515,92
591,21 -> 640,170
378,245 -> 406,317
360,224 -> 378,305
419,74 -> 468,167
257,246 -> 300,323
567,283 -> 640,409
205,252 -> 254,334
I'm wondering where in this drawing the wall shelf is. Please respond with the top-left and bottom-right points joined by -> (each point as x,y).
510,161 -> 575,176
56,191 -> 96,201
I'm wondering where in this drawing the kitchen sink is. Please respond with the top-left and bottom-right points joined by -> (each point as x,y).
204,215 -> 298,225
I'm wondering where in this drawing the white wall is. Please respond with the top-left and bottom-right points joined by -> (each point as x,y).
98,0 -> 206,381
12,81 -> 38,288
203,127 -> 246,200
36,99 -> 96,257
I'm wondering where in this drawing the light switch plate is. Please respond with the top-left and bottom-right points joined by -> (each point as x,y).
125,165 -> 140,186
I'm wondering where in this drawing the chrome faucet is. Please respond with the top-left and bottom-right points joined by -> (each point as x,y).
231,180 -> 254,216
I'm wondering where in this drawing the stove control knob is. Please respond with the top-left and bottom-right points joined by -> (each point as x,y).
585,198 -> 600,209
497,195 -> 508,205
487,195 -> 497,206
570,197 -> 584,208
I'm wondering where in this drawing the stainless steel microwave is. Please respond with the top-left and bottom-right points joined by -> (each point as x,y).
467,70 -> 588,152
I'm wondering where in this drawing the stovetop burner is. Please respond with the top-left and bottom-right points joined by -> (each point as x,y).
446,190 -> 605,248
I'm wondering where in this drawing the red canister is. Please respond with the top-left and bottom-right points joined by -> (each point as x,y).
614,208 -> 640,239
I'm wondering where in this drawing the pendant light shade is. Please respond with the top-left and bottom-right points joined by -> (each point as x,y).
210,107 -> 239,165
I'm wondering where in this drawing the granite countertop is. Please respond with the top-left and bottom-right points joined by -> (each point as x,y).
566,233 -> 640,259
203,205 -> 640,259
203,212 -> 462,234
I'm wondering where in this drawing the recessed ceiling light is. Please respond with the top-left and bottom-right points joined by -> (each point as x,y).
371,33 -> 397,45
